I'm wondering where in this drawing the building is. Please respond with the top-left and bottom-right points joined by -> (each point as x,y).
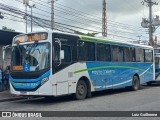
0,30 -> 21,70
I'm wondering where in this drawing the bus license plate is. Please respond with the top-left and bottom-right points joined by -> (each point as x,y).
20,91 -> 27,95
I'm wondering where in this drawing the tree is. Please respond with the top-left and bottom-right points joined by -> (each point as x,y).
2,26 -> 15,32
86,32 -> 98,37
74,31 -> 98,37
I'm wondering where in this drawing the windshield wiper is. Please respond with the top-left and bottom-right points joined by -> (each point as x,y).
16,41 -> 23,65
31,41 -> 41,54
26,41 -> 40,56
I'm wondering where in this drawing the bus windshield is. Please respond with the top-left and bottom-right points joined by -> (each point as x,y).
11,42 -> 50,72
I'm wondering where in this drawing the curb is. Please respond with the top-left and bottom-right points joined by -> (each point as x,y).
0,96 -> 26,102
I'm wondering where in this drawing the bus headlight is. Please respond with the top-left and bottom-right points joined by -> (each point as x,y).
41,77 -> 49,85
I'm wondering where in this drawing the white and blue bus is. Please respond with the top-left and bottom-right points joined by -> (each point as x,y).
10,31 -> 154,100
154,48 -> 160,81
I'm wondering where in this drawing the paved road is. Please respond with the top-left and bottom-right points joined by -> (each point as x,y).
1,84 -> 160,120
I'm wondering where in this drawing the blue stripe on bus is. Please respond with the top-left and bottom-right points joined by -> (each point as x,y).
10,70 -> 50,90
10,70 -> 50,83
86,62 -> 153,91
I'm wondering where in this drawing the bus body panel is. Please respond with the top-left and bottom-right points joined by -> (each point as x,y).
52,62 -> 94,95
75,63 -> 95,92
85,62 -> 153,90
10,63 -> 154,96
10,31 -> 155,97
10,70 -> 53,96
154,49 -> 160,81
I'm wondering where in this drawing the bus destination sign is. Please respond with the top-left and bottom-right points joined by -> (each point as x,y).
14,32 -> 48,43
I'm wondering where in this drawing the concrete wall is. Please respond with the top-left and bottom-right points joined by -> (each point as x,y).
0,45 -> 2,67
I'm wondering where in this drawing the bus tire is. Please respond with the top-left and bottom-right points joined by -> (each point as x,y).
146,81 -> 152,86
87,90 -> 92,98
75,80 -> 87,100
131,76 -> 140,91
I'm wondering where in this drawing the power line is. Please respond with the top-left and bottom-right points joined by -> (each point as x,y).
32,0 -> 145,30
123,0 -> 141,12
0,1 -> 147,41
13,0 -> 146,33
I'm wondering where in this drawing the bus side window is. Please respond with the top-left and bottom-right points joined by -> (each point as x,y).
124,47 -> 130,62
104,44 -> 111,61
145,49 -> 153,62
130,48 -> 136,62
61,45 -> 71,63
112,45 -> 123,62
78,41 -> 95,61
87,42 -> 95,61
97,43 -> 111,61
135,48 -> 144,62
78,41 -> 87,61
118,47 -> 124,62
97,43 -> 105,61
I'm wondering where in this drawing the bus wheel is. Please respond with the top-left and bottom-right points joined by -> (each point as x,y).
131,76 -> 140,91
75,80 -> 87,100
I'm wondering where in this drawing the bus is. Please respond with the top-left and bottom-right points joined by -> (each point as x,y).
10,31 -> 154,100
154,48 -> 160,81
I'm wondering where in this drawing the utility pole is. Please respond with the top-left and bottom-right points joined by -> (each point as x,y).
149,0 -> 153,46
141,0 -> 158,46
102,0 -> 107,37
23,0 -> 29,33
137,35 -> 142,44
29,4 -> 36,32
51,0 -> 55,31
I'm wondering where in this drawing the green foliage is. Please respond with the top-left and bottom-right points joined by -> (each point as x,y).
74,31 -> 98,37
2,26 -> 15,32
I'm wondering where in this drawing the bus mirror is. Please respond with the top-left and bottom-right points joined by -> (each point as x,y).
60,50 -> 64,60
2,48 -> 5,61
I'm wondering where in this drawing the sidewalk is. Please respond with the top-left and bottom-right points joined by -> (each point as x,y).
0,90 -> 25,102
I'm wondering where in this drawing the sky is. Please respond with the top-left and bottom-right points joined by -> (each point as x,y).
0,0 -> 160,42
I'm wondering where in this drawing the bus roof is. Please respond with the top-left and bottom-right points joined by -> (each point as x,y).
79,36 -> 153,49
51,31 -> 153,49
14,31 -> 153,49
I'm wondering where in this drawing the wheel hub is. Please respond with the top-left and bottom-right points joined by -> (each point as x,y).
78,85 -> 85,95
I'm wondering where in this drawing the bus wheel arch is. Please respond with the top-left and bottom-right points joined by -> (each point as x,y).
75,76 -> 91,100
131,74 -> 140,91
134,73 -> 140,81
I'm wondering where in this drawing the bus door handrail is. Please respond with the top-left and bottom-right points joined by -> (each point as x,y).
54,38 -> 62,66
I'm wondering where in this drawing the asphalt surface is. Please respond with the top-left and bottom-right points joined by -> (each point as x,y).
1,83 -> 160,120
0,90 -> 26,102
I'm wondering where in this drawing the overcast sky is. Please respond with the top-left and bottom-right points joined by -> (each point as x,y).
1,0 -> 160,42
